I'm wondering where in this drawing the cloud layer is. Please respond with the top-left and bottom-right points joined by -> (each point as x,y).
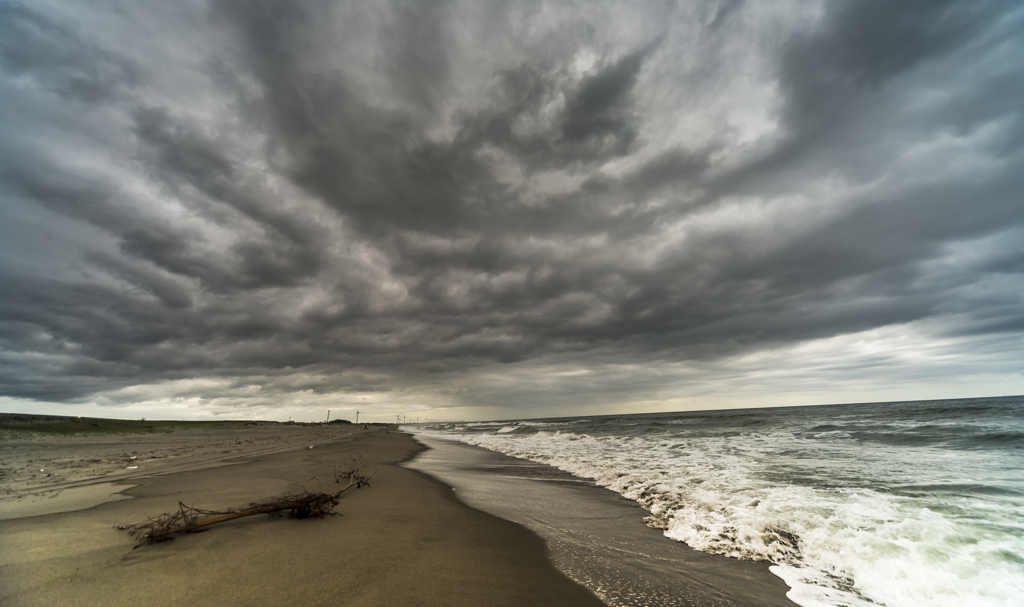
1,0 -> 1022,420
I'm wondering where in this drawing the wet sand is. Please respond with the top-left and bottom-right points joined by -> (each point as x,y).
0,425 -> 603,607
407,435 -> 797,607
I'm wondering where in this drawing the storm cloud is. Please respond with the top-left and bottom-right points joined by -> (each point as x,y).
1,0 -> 1022,421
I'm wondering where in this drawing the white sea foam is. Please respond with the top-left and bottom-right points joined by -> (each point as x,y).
420,425 -> 1024,607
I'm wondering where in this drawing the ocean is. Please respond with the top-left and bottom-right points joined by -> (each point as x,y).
410,395 -> 1024,607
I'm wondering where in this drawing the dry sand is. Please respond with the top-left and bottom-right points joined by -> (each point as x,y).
0,425 -> 604,607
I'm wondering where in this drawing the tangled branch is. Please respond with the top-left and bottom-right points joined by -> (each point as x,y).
334,455 -> 375,488
118,459 -> 375,544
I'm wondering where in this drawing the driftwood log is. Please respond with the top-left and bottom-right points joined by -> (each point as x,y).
119,459 -> 373,544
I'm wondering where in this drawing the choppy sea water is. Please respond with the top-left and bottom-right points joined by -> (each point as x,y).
415,396 -> 1024,607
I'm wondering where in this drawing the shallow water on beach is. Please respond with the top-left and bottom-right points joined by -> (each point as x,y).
411,396 -> 1024,607
406,435 -> 795,607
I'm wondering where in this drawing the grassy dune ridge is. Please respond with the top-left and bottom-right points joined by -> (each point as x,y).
0,413 -> 353,437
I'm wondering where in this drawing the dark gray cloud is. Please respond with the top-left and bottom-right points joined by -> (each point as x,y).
1,0 -> 1022,420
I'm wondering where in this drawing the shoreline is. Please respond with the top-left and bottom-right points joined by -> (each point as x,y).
407,433 -> 797,607
0,425 -> 603,606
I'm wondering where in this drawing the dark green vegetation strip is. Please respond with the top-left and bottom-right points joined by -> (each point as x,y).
0,413 -> 324,436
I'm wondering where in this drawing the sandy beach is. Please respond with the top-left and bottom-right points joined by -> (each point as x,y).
0,424 -> 604,607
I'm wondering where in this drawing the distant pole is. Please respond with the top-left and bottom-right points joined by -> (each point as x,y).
327,410 -> 331,423
356,410 -> 359,425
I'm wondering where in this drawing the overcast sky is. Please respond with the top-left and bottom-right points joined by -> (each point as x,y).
1,0 -> 1022,422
